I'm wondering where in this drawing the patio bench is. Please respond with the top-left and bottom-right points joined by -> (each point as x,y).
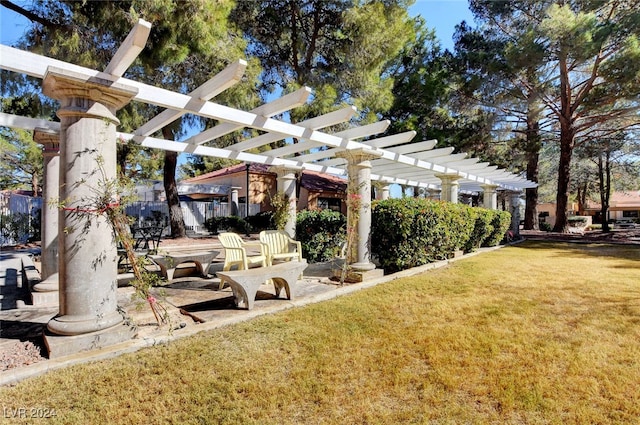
150,251 -> 219,282
216,260 -> 308,310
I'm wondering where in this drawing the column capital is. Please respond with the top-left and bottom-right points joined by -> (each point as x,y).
43,66 -> 138,123
335,148 -> 383,165
434,173 -> 462,184
33,128 -> 60,155
480,183 -> 499,192
268,165 -> 302,178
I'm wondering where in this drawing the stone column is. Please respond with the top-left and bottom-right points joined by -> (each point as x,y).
42,67 -> 137,345
336,149 -> 383,277
481,184 -> 499,210
229,187 -> 240,216
31,129 -> 60,306
436,174 -> 461,203
269,165 -> 301,238
380,184 -> 390,200
509,191 -> 522,238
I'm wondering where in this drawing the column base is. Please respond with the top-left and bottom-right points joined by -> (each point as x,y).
332,266 -> 384,283
44,322 -> 137,359
47,310 -> 124,336
31,273 -> 59,307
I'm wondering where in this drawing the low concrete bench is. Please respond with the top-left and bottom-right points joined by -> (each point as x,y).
150,251 -> 219,282
216,260 -> 308,310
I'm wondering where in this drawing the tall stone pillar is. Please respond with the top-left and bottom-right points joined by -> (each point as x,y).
380,184 -> 390,200
31,129 -> 60,306
336,149 -> 383,278
436,174 -> 461,203
230,187 -> 240,216
509,191 -> 522,238
481,184 -> 499,210
269,165 -> 301,238
42,67 -> 137,354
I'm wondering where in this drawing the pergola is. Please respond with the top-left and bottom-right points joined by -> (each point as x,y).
0,20 -> 535,356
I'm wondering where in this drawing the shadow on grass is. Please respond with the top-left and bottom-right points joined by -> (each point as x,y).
512,240 -> 640,269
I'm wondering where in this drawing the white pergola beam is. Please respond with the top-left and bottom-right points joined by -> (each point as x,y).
104,19 -> 151,77
365,132 -> 419,149
135,59 -> 247,136
184,86 -> 312,145
335,120 -> 391,140
225,105 -> 357,152
268,121 -> 394,159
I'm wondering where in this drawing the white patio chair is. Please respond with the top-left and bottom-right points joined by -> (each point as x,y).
217,232 -> 267,290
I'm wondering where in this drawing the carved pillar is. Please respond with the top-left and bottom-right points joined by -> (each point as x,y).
31,129 -> 60,305
509,191 -> 522,238
336,149 -> 382,272
380,184 -> 390,200
42,67 -> 137,338
481,184 -> 499,210
269,165 -> 301,238
436,174 -> 461,203
229,187 -> 240,216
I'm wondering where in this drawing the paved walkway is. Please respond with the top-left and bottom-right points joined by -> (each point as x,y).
1,243 -> 463,386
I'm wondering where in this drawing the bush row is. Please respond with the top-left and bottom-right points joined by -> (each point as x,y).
204,198 -> 511,271
371,198 -> 511,273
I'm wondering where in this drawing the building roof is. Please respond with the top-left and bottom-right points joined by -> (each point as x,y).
181,164 -> 347,193
584,191 -> 640,210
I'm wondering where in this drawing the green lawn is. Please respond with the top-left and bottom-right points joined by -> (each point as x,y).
1,241 -> 639,424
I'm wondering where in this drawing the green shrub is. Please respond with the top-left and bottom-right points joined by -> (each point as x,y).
371,198 -> 476,274
464,208 -> 494,253
371,198 -> 509,273
540,221 -> 552,232
482,209 -> 512,247
296,209 -> 346,263
204,216 -> 251,234
245,211 -> 274,231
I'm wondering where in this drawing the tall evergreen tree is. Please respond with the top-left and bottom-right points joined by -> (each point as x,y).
231,0 -> 415,126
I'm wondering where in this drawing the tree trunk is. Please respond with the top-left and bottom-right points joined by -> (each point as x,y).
523,122 -> 540,230
552,50 -> 577,234
162,128 -> 186,239
552,128 -> 575,233
598,147 -> 612,233
31,173 -> 40,197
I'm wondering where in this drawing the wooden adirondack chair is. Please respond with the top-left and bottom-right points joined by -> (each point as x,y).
217,232 -> 267,290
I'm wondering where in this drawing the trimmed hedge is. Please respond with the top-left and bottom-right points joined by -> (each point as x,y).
296,209 -> 346,263
482,209 -> 512,247
371,198 -> 511,274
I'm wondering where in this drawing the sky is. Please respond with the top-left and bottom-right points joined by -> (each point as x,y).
1,0 -> 474,49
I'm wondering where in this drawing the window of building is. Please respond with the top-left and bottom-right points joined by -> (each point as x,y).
318,197 -> 341,212
622,210 -> 639,218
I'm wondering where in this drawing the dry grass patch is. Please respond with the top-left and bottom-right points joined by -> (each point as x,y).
1,241 -> 639,424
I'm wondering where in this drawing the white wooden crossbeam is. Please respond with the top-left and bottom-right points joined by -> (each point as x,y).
386,139 -> 438,154
224,106 -> 357,152
104,19 -> 151,77
267,121 -> 393,159
135,59 -> 247,136
183,87 -> 312,145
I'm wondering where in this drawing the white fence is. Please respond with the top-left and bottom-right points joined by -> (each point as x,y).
0,192 -> 43,246
125,201 -> 260,234
1,193 -> 260,245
